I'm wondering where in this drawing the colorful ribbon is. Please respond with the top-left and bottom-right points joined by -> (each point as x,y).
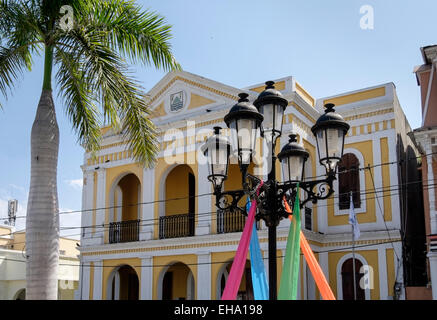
283,195 -> 336,300
247,200 -> 269,300
221,182 -> 263,300
278,186 -> 301,300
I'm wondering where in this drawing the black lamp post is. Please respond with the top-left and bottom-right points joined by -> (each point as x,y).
202,82 -> 350,300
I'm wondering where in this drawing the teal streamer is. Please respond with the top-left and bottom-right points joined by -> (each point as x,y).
247,200 -> 269,300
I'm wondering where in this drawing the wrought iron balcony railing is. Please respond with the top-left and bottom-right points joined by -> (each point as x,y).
159,213 -> 195,239
109,219 -> 140,244
217,209 -> 260,234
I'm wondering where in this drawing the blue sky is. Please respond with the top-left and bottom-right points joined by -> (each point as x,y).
0,0 -> 436,238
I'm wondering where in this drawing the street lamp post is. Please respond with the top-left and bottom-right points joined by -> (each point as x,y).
202,82 -> 350,300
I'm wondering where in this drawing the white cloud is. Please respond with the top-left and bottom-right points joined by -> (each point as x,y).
65,179 -> 83,190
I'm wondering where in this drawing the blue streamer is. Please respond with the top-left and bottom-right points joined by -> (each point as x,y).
247,200 -> 269,300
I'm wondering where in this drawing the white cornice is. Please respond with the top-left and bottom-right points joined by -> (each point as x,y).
78,229 -> 400,255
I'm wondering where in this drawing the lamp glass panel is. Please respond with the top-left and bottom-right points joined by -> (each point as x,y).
327,128 -> 343,159
316,129 -> 327,161
259,103 -> 274,132
282,155 -> 303,182
316,127 -> 343,172
229,120 -> 239,154
281,157 -> 290,182
210,143 -> 228,177
274,104 -> 285,135
237,118 -> 257,164
289,155 -> 304,181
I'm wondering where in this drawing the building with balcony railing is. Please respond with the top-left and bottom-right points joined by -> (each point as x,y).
77,71 -> 421,300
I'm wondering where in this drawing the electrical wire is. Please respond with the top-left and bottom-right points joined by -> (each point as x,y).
1,150 -> 435,223
0,238 -> 402,269
6,181 -> 437,244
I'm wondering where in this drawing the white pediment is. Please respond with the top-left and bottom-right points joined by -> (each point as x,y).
146,71 -> 256,121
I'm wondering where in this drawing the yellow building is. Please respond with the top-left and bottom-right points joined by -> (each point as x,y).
78,71 -> 418,300
0,225 -> 80,299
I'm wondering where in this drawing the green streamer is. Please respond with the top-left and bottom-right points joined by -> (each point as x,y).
278,185 -> 301,300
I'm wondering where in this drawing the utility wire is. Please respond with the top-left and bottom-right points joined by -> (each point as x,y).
2,170 -> 436,226
0,238 -> 402,269
6,181 -> 437,243
367,164 -> 400,262
1,150 -> 434,223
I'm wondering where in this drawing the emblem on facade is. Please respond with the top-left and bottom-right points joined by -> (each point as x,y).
170,91 -> 184,112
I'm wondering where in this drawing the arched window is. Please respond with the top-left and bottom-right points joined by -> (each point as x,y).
338,153 -> 361,209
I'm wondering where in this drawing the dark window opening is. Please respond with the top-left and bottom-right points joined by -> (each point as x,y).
338,153 -> 361,210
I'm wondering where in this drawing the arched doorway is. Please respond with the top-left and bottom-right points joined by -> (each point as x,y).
217,260 -> 253,300
107,265 -> 139,300
109,173 -> 141,243
160,262 -> 195,300
160,165 -> 196,239
341,258 -> 365,300
117,173 -> 141,222
14,288 -> 25,300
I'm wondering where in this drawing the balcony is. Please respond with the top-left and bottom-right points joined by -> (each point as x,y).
217,209 -> 260,234
159,213 -> 195,239
109,219 -> 140,244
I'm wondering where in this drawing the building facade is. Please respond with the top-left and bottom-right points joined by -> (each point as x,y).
412,44 -> 437,300
0,225 -> 80,300
77,71 -> 419,300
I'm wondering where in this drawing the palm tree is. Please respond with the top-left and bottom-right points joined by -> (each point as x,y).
0,0 -> 180,299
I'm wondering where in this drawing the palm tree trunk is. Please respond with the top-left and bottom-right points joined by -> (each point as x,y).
25,89 -> 60,300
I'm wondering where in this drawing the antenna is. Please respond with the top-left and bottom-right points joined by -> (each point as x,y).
8,199 -> 18,227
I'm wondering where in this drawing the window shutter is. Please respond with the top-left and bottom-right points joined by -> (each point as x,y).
338,153 -> 361,209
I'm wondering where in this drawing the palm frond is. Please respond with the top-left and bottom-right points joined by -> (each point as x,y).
0,0 -> 44,108
0,44 -> 33,108
73,0 -> 181,70
54,44 -> 102,153
56,26 -> 158,166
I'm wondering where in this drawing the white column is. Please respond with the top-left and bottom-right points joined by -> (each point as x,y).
92,260 -> 103,300
301,258 -> 306,300
140,256 -> 153,299
306,263 -> 316,300
141,168 -> 155,240
428,252 -> 437,299
318,252 -> 329,283
197,252 -> 211,299
427,149 -> 437,235
196,163 -> 211,236
388,133 -> 401,230
378,248 -> 388,300
393,241 -> 405,300
372,137 -> 384,228
81,261 -> 91,300
94,168 -> 106,244
82,171 -> 94,243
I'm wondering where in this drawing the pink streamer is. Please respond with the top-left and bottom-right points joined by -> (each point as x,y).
221,182 -> 263,300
